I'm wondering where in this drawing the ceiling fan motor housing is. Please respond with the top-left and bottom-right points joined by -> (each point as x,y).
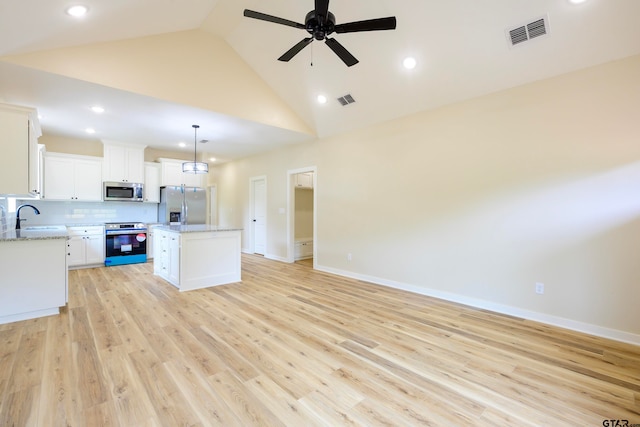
305,11 -> 336,40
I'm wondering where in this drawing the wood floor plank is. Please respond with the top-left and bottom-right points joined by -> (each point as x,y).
1,254 -> 639,426
36,311 -> 78,427
128,348 -> 203,427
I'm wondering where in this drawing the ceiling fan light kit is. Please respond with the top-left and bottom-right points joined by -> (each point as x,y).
244,0 -> 396,67
182,124 -> 208,174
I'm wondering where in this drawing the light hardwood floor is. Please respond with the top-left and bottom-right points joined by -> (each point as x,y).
1,254 -> 639,426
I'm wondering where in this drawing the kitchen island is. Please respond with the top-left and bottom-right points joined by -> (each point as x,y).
153,225 -> 242,291
0,226 -> 68,324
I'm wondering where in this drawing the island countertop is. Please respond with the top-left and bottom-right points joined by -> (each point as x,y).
155,224 -> 243,233
0,226 -> 69,242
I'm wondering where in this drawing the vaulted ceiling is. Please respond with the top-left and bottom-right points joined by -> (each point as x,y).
1,0 -> 639,163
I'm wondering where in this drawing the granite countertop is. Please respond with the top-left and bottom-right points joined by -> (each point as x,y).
156,224 -> 243,233
0,225 -> 69,242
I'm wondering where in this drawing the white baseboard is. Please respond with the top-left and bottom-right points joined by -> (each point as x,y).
265,253 -> 289,263
241,249 -> 289,263
0,307 -> 60,325
315,264 -> 640,346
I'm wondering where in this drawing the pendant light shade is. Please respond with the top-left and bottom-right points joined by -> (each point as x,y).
182,124 -> 208,174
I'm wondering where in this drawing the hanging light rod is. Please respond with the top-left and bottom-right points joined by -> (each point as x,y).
182,124 -> 209,174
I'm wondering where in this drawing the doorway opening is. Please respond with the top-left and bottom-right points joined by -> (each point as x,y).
287,167 -> 317,268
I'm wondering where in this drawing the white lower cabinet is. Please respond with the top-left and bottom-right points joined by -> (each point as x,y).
154,229 -> 180,286
295,239 -> 313,260
67,226 -> 105,268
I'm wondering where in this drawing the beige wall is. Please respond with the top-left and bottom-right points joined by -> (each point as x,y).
212,55 -> 640,341
39,134 -> 103,157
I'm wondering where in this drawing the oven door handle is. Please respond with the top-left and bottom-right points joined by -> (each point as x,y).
105,230 -> 147,235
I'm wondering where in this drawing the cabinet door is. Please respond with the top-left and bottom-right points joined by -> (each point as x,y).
144,163 -> 161,202
67,236 -> 86,267
74,159 -> 103,201
154,230 -> 168,276
0,106 -> 38,196
168,233 -> 180,285
103,144 -> 127,182
85,234 -> 105,265
295,172 -> 313,189
161,161 -> 183,187
104,144 -> 145,183
126,148 -> 145,183
44,156 -> 76,200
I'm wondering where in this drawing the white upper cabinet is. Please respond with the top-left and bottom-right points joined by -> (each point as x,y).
295,172 -> 313,189
103,142 -> 145,183
158,158 -> 205,188
44,153 -> 103,201
144,162 -> 161,203
0,103 -> 42,197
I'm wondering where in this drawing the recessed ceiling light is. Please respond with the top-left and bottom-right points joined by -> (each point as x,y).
403,57 -> 417,70
568,0 -> 588,3
179,142 -> 187,148
91,106 -> 104,114
317,95 -> 328,104
66,5 -> 88,17
209,157 -> 217,162
85,128 -> 96,134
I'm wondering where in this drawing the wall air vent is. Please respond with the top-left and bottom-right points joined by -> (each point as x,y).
506,15 -> 550,47
337,94 -> 356,106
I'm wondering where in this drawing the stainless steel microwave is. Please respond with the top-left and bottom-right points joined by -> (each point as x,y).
103,182 -> 144,202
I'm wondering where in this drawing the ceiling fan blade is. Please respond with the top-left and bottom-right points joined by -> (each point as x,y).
325,38 -> 359,67
334,16 -> 397,33
278,37 -> 314,62
315,0 -> 330,24
243,9 -> 305,29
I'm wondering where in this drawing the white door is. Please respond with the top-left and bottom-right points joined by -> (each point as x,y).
252,178 -> 266,255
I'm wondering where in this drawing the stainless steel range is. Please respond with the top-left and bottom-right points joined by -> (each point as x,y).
104,222 -> 147,266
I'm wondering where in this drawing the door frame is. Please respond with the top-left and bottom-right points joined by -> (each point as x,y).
249,175 -> 267,255
287,166 -> 317,266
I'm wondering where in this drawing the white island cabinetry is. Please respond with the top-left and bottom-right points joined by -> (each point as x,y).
0,231 -> 68,324
153,225 -> 241,291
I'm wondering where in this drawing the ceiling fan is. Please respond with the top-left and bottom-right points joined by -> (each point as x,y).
243,0 -> 397,67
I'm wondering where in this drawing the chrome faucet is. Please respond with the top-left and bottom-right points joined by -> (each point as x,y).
15,204 -> 41,230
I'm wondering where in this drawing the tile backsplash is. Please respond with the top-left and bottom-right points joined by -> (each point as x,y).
11,199 -> 159,226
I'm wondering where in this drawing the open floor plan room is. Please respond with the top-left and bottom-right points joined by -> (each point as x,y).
1,254 -> 639,426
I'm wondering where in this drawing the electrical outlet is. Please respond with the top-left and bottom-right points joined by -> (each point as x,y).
347,253 -> 352,262
535,282 -> 545,294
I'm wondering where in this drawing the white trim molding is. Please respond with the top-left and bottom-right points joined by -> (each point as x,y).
315,264 -> 640,346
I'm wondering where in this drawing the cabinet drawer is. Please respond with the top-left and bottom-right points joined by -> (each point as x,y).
67,226 -> 104,236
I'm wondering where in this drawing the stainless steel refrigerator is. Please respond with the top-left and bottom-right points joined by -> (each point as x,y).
159,185 -> 206,225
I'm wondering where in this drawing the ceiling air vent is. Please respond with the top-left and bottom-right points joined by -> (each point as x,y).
506,15 -> 549,47
337,94 -> 356,106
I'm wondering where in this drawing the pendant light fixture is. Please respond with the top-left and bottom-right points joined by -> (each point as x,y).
182,124 -> 208,174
